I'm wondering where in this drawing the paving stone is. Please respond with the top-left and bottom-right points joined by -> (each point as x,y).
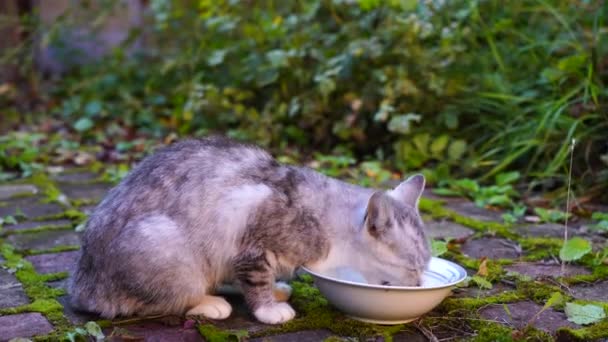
2,219 -> 72,232
0,312 -> 54,340
57,295 -> 100,325
0,196 -> 64,219
57,182 -> 112,201
0,268 -> 30,308
0,184 -> 38,200
7,230 -> 81,251
249,329 -> 333,342
444,201 -> 503,222
515,223 -> 566,238
47,278 -> 69,290
570,281 -> 608,302
391,330 -> 429,342
460,238 -> 521,259
104,321 -> 203,342
52,171 -> 99,183
25,251 -> 79,274
505,263 -> 590,279
479,301 -> 579,334
426,220 -> 475,240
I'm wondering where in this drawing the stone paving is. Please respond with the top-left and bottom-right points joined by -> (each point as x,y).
0,170 -> 607,341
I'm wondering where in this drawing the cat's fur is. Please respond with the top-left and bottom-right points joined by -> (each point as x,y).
70,137 -> 431,324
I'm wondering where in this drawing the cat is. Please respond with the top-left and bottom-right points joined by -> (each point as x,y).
69,136 -> 431,324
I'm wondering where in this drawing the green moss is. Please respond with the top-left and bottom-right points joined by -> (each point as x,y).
251,276 -> 409,339
27,245 -> 80,256
4,224 -> 74,237
36,209 -> 87,223
28,173 -> 63,205
519,237 -> 562,262
197,324 -> 248,342
441,291 -> 524,312
0,243 -> 72,336
557,320 -> 608,341
564,264 -> 608,285
419,198 -> 516,239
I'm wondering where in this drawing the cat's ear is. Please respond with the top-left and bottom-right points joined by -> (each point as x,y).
390,174 -> 425,208
365,192 -> 392,238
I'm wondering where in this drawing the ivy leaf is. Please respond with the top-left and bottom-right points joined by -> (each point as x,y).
431,240 -> 447,257
564,303 -> 606,325
447,139 -> 467,160
560,237 -> 592,262
73,118 -> 94,132
430,135 -> 449,158
387,114 -> 422,135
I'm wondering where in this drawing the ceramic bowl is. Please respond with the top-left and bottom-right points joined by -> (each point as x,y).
301,257 -> 467,324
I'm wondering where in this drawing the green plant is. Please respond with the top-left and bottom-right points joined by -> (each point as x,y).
560,237 -> 592,262
590,212 -> 608,232
434,171 -> 521,209
533,207 -> 571,223
565,303 -> 606,325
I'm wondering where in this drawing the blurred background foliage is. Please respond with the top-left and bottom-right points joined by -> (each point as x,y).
1,0 -> 607,204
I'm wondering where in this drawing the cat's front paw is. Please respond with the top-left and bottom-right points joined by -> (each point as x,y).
186,295 -> 232,320
254,302 -> 296,324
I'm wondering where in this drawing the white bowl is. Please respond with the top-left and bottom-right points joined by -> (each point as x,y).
301,257 -> 467,325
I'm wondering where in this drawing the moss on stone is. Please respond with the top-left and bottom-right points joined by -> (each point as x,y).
557,320 -> 608,341
4,224 -> 74,237
419,198 -> 516,239
0,243 -> 72,337
35,209 -> 87,223
27,245 -> 80,256
28,173 -> 64,205
198,324 -> 248,342
519,237 -> 562,262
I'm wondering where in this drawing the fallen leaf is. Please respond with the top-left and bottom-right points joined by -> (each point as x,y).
477,257 -> 489,277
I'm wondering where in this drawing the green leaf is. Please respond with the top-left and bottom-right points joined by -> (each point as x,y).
84,101 -> 102,117
560,237 -> 592,262
85,321 -> 104,340
495,171 -> 520,186
387,114 -> 421,134
542,292 -> 564,311
207,50 -> 227,66
430,135 -> 449,158
73,118 -> 94,132
431,240 -> 447,257
564,303 -> 605,325
266,50 -> 289,68
447,139 -> 467,160
591,221 -> 608,232
432,188 -> 462,196
470,275 -> 492,289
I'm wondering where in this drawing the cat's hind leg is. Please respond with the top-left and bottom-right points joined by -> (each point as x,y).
186,295 -> 232,319
234,250 -> 296,324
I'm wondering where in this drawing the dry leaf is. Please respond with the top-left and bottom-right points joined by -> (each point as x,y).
477,257 -> 489,277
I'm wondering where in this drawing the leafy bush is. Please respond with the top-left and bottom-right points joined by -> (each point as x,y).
3,0 -> 608,199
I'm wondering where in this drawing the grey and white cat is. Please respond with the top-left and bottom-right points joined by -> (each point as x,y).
70,137 -> 431,324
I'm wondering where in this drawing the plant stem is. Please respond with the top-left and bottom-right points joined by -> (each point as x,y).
562,138 -> 575,274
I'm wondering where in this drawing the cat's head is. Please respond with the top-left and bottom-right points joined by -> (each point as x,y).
359,174 -> 431,286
